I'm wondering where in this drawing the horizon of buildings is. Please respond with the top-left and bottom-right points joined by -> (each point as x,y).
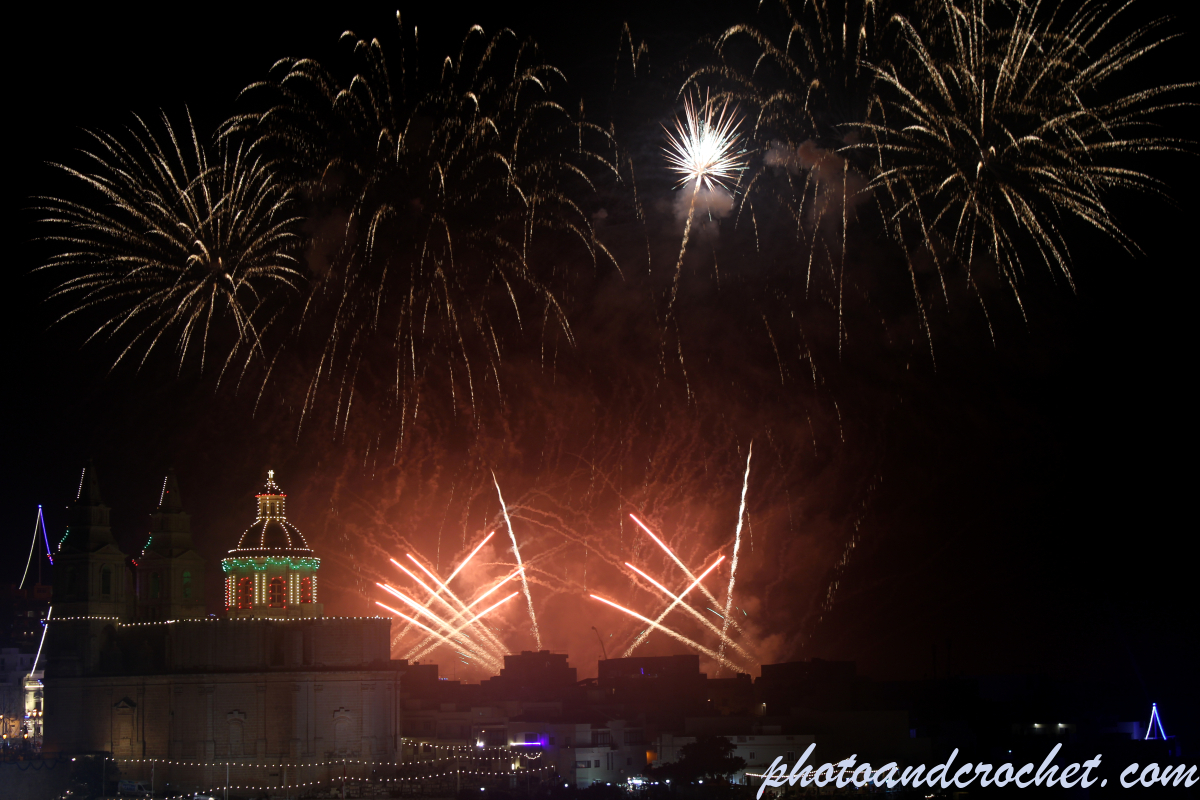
1,467 -> 1181,798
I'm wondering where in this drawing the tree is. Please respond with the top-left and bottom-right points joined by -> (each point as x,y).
644,735 -> 747,784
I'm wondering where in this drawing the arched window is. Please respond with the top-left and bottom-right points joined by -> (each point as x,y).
150,572 -> 161,599
268,577 -> 286,607
300,576 -> 313,604
236,577 -> 254,609
100,566 -> 112,596
182,571 -> 192,599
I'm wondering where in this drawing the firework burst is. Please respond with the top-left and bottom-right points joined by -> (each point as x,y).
228,15 -> 619,438
856,0 -> 1197,324
689,0 -> 1194,350
662,93 -> 747,318
663,93 -> 747,192
686,0 -> 896,349
37,112 -> 303,378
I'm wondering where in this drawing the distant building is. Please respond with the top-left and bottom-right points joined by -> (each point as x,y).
0,582 -> 50,751
1,647 -> 37,744
1,582 -> 52,651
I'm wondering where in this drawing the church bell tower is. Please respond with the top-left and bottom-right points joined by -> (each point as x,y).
53,462 -> 129,619
134,470 -> 206,621
221,470 -> 323,619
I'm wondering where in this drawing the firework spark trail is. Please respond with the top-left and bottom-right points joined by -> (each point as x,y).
621,556 -> 754,661
376,584 -> 502,669
446,531 -> 494,582
668,180 -> 703,318
591,594 -> 746,672
402,560 -> 511,658
624,560 -> 753,660
375,601 -> 500,668
411,592 -> 521,663
493,473 -> 541,649
388,558 -> 460,644
404,555 -> 511,655
717,444 -> 753,672
377,582 -> 461,635
467,567 -> 525,608
628,514 -> 749,637
403,567 -> 524,660
389,558 -> 507,660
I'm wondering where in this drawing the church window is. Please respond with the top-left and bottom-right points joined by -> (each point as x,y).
269,576 -> 286,607
182,571 -> 192,599
150,572 -> 161,599
334,717 -> 352,755
300,576 -> 313,604
228,720 -> 244,756
237,577 -> 253,609
101,566 -> 112,596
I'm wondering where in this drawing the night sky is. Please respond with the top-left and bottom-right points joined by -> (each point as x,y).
4,1 -> 1196,738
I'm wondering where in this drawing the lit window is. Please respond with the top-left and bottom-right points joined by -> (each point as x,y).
300,576 -> 313,604
237,577 -> 253,609
269,577 -> 286,607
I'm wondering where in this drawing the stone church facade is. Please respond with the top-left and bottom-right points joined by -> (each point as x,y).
43,468 -> 404,794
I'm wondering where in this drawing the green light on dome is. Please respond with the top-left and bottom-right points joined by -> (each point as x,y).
221,556 -> 320,573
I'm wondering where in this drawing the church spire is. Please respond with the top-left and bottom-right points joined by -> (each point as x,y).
144,468 -> 194,557
158,468 -> 184,513
80,459 -> 104,505
60,461 -> 116,552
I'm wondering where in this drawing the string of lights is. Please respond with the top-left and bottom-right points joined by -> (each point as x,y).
400,737 -> 544,753
157,766 -> 554,800
45,615 -> 385,626
111,748 -> 543,768
221,556 -> 321,572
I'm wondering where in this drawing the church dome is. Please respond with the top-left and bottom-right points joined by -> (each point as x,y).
222,470 -> 322,619
227,470 -> 314,557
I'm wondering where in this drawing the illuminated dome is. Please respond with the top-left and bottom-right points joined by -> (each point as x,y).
227,470 -> 314,557
221,470 -> 322,619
